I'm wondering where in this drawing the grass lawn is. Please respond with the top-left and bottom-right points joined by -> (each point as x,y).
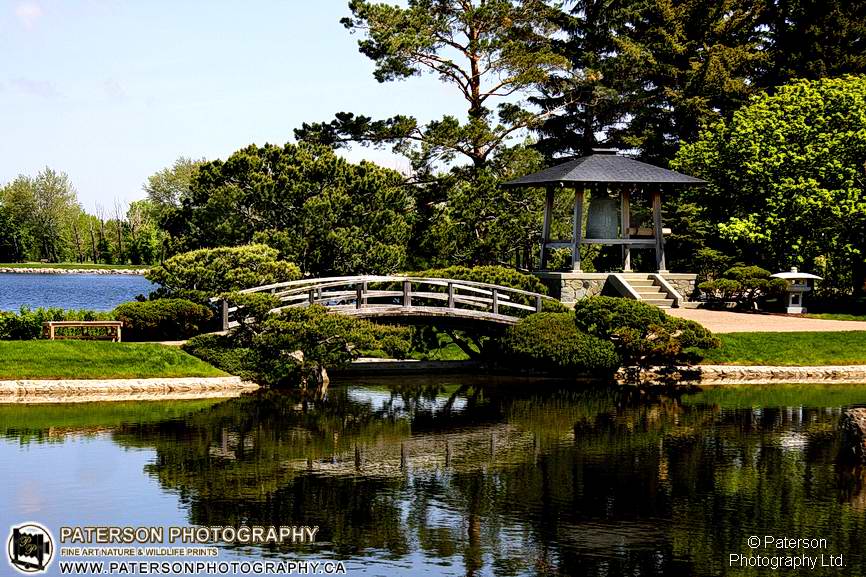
0,262 -> 149,270
804,312 -> 866,322
0,341 -> 227,379
698,331 -> 866,366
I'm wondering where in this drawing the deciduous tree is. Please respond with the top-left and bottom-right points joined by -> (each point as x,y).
673,75 -> 866,293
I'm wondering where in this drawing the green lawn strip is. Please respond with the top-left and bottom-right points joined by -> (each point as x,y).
698,331 -> 866,366
0,341 -> 227,379
804,313 -> 866,322
0,262 -> 149,270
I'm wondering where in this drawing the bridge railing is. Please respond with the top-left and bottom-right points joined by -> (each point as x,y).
214,275 -> 555,330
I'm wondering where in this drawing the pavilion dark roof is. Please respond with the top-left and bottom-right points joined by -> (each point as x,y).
503,152 -> 705,187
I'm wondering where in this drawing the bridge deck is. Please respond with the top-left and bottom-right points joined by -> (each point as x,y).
214,275 -> 554,329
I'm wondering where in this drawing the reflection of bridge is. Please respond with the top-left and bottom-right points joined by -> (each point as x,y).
217,276 -> 555,330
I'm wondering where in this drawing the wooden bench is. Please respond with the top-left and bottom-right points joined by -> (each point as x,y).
42,321 -> 124,342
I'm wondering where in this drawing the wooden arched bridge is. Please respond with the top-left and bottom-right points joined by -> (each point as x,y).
216,276 -> 555,330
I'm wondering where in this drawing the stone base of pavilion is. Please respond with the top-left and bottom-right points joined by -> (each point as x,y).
533,271 -> 698,307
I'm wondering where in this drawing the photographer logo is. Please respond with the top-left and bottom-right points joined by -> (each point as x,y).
7,523 -> 54,574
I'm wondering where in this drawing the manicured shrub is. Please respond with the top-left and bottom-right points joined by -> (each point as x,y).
573,296 -> 719,367
0,307 -> 113,340
114,299 -> 213,341
698,265 -> 787,307
146,244 -> 301,304
499,312 -> 619,375
184,333 -> 257,381
185,304 -> 411,388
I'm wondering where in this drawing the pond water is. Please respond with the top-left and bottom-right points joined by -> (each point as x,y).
2,379 -> 866,576
0,273 -> 154,311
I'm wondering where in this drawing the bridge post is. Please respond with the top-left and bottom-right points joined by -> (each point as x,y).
355,284 -> 363,309
535,295 -> 543,313
402,280 -> 411,307
492,289 -> 499,314
308,289 -> 315,305
221,299 -> 229,331
447,282 -> 455,308
362,281 -> 368,306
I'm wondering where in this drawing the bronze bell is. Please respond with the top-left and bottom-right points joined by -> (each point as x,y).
586,196 -> 619,239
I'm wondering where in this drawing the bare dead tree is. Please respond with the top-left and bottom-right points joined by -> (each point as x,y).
88,218 -> 98,263
69,216 -> 84,262
112,198 -> 127,264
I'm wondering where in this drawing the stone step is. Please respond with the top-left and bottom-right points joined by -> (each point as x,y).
641,298 -> 674,308
628,280 -> 657,287
635,288 -> 665,297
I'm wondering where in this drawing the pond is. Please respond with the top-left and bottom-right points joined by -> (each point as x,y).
0,273 -> 154,311
2,379 -> 866,576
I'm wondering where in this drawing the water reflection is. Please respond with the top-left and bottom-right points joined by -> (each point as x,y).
2,381 -> 866,576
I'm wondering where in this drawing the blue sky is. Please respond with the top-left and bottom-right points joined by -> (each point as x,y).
1,1 -> 462,210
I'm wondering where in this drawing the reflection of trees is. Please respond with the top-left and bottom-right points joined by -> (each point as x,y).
100,384 -> 866,576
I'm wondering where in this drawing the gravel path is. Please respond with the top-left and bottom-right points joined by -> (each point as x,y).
667,308 -> 866,333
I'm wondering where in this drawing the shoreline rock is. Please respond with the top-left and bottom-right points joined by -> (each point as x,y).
0,267 -> 148,275
0,376 -> 259,404
840,408 -> 866,463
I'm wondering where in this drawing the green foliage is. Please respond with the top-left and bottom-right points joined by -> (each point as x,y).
298,0 -> 566,170
143,157 -> 205,216
186,304 -> 412,388
163,142 -> 413,275
0,205 -> 28,261
499,312 -> 619,375
183,333 -> 258,382
250,306 -> 411,387
0,168 -> 79,262
693,247 -> 737,283
408,264 -> 567,314
146,244 -> 301,304
536,1 -> 866,162
113,299 -> 213,341
699,266 -> 788,307
415,155 -> 546,268
0,307 -> 113,340
573,296 -> 719,367
673,75 -> 866,293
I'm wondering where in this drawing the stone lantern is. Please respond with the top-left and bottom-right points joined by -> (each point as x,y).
770,267 -> 822,314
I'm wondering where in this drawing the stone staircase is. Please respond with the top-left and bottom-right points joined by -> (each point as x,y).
619,274 -> 675,309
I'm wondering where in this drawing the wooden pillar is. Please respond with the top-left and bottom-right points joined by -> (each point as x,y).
621,187 -> 631,272
572,187 -> 584,272
652,189 -> 667,272
539,186 -> 554,269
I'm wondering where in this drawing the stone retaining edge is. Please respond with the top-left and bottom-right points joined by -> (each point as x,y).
632,364 -> 866,385
0,267 -> 147,275
0,376 -> 260,396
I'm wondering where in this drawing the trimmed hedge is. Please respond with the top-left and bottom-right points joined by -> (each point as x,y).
499,312 -> 619,375
573,296 -> 719,367
114,299 -> 213,341
699,265 -> 787,307
185,304 -> 412,388
184,333 -> 257,381
0,307 -> 113,340
147,244 -> 301,304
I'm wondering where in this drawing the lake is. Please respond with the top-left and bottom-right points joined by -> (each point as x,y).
0,273 -> 154,311
2,379 -> 866,576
